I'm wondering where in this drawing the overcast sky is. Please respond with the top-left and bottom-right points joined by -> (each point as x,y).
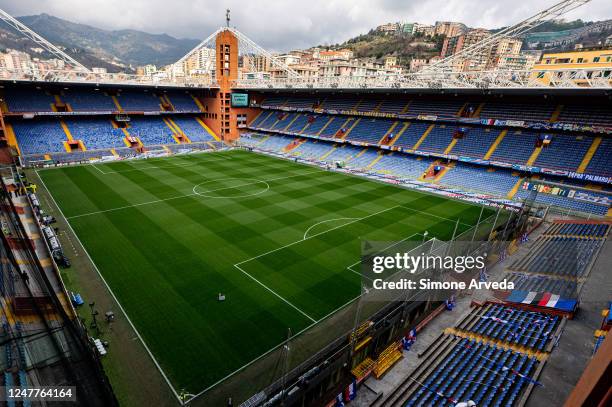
1,0 -> 611,51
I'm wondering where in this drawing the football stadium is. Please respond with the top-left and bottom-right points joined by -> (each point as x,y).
0,1 -> 610,406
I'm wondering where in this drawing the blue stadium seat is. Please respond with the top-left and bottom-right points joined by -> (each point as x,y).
171,117 -> 216,142
12,119 -> 67,154
127,117 -> 176,146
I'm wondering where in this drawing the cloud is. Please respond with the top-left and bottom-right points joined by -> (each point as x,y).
1,0 -> 610,51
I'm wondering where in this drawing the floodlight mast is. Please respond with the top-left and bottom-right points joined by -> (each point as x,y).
172,11 -> 302,82
0,7 -> 90,72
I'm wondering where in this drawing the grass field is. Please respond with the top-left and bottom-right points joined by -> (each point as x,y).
37,149 -> 494,396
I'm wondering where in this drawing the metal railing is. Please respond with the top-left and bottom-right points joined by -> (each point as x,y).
1,66 -> 610,90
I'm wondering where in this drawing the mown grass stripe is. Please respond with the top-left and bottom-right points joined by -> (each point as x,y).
38,149 -> 495,393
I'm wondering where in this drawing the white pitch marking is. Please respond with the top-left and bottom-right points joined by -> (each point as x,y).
67,170 -> 325,219
235,205 -> 401,267
35,170 -> 183,403
303,217 -> 359,240
89,163 -> 107,175
192,178 -> 270,199
234,264 -> 317,323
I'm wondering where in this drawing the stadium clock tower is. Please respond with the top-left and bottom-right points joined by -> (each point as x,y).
194,14 -> 258,143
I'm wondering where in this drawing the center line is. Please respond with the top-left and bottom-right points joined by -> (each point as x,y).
67,170 -> 327,219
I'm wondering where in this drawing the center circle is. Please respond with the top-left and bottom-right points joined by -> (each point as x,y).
192,178 -> 270,198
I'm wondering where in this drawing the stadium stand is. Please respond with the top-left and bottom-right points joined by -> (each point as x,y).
116,90 -> 163,111
557,104 -> 612,127
245,130 -> 611,216
406,99 -> 465,117
256,134 -> 296,152
289,140 -> 330,159
404,336 -> 540,407
12,119 -> 68,154
321,96 -> 361,111
323,144 -> 362,163
534,134 -> 593,171
61,89 -> 117,111
439,164 -> 519,196
284,114 -> 309,133
319,117 -> 350,138
371,154 -> 434,179
283,97 -> 318,109
5,87 -> 611,218
64,118 -> 126,150
450,128 -> 502,158
260,96 -> 287,108
126,117 -> 176,146
417,124 -> 457,153
4,87 -> 55,112
392,122 -> 432,150
514,189 -> 609,216
346,118 -> 395,144
543,222 -> 610,237
378,99 -> 408,114
508,233 -> 605,278
301,116 -> 335,136
585,137 -> 612,177
478,102 -> 556,122
488,131 -> 539,164
347,149 -> 379,168
171,117 -> 216,142
257,95 -> 612,128
456,303 -> 560,351
167,92 -> 201,112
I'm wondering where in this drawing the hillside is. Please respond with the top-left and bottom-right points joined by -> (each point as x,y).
320,19 -> 611,65
323,30 -> 444,66
0,13 -> 200,70
0,19 -> 122,72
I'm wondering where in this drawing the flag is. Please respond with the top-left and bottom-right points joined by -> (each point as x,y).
408,328 -> 417,341
335,393 -> 345,407
537,293 -> 560,308
402,328 -> 417,350
520,232 -> 529,243
344,379 -> 357,401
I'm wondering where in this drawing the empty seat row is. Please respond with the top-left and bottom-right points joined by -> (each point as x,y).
258,96 -> 612,128
406,338 -> 538,407
241,133 -> 610,217
468,304 -> 559,351
249,109 -> 609,178
544,222 -> 610,238
4,87 -> 202,112
509,235 -> 604,277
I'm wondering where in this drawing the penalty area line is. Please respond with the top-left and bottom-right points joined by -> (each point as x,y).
234,264 -> 317,323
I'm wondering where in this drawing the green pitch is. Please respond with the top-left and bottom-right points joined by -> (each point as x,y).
37,149 -> 493,394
